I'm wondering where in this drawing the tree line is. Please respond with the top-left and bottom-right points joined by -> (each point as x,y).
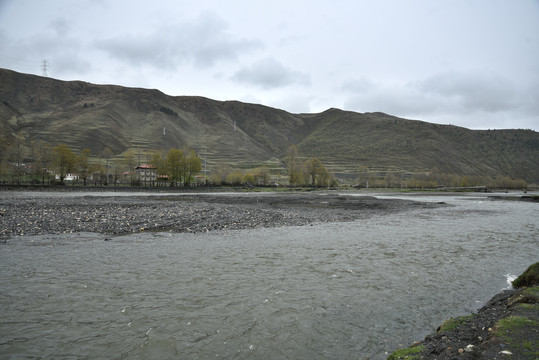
1,140 -> 203,187
285,145 -> 336,187
150,148 -> 202,187
354,166 -> 528,190
5,139 -> 523,189
1,141 -> 337,188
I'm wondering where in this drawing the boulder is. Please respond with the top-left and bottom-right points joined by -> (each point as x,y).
512,262 -> 539,288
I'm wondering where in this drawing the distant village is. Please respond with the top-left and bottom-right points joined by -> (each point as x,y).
2,142 -> 529,191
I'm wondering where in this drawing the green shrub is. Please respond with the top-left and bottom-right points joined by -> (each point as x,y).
513,263 -> 539,288
438,315 -> 473,332
387,345 -> 424,360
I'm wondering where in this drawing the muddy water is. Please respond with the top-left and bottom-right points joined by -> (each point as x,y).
1,194 -> 537,359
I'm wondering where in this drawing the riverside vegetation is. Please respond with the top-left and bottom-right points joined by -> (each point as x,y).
1,140 -> 338,188
388,263 -> 539,360
0,139 -> 530,191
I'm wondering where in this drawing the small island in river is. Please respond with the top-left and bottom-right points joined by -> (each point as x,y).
0,189 -> 445,237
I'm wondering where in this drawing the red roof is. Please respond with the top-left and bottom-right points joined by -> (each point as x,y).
135,164 -> 156,169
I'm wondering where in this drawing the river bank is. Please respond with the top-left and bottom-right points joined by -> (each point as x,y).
1,189 -> 537,359
0,190 -> 445,237
389,263 -> 539,360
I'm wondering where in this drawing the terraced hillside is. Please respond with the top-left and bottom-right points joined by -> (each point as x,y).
1,68 -> 538,183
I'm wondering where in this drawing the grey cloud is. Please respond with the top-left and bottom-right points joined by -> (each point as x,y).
340,77 -> 376,93
23,17 -> 80,54
94,11 -> 263,69
49,17 -> 70,37
52,54 -> 92,76
95,35 -> 172,68
343,70 -> 530,118
342,70 -> 539,130
524,81 -> 539,115
414,70 -> 518,113
0,17 -> 91,76
232,57 -> 310,89
343,88 -> 439,118
0,29 -> 6,49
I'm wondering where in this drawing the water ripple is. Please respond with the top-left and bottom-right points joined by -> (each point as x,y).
1,196 -> 537,359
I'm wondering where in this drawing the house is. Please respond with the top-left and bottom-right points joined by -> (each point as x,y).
55,173 -> 79,181
135,164 -> 157,186
195,174 -> 207,186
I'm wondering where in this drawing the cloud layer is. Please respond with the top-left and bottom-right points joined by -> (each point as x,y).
232,57 -> 310,89
341,69 -> 538,129
94,12 -> 262,69
0,0 -> 537,130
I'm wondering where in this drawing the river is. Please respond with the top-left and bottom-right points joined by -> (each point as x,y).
0,192 -> 537,359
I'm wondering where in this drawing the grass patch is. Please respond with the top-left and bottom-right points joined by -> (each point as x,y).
497,316 -> 538,330
438,315 -> 474,332
508,286 -> 539,306
387,345 -> 425,360
515,303 -> 539,311
522,286 -> 539,297
512,263 -> 539,287
495,316 -> 539,358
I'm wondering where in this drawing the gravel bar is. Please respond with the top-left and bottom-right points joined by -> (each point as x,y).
0,190 -> 445,237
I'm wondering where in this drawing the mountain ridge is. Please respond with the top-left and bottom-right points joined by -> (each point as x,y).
1,68 -> 537,184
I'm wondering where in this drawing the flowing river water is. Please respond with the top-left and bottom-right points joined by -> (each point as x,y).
0,192 -> 537,359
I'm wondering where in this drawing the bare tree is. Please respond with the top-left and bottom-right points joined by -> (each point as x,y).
78,148 -> 92,185
7,138 -> 25,185
101,147 -> 114,185
53,144 -> 77,185
35,140 -> 53,184
304,158 -> 325,187
286,145 -> 301,186
183,149 -> 202,186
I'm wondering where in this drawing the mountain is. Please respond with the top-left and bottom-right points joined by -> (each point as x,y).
1,68 -> 538,184
297,109 -> 538,183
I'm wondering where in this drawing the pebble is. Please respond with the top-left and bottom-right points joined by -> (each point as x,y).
0,191 -> 441,237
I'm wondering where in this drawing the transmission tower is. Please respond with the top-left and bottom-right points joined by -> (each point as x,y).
41,59 -> 49,77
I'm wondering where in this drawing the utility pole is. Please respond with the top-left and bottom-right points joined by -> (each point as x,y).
203,130 -> 208,185
41,60 -> 49,77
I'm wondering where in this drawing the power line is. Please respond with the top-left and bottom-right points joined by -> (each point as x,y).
41,59 -> 49,77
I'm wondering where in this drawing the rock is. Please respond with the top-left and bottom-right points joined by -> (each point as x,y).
0,190 -> 444,237
512,262 -> 539,287
388,263 -> 539,360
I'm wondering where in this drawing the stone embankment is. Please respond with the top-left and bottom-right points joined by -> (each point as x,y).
0,190 -> 443,237
388,263 -> 539,360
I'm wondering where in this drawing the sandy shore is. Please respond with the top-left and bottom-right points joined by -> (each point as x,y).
0,189 -> 444,237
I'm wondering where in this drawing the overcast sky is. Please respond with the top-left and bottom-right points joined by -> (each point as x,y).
1,0 -> 538,130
